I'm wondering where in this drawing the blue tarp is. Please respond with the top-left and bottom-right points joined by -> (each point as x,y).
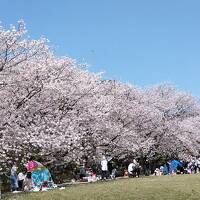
163,160 -> 182,174
169,160 -> 183,173
163,164 -> 169,175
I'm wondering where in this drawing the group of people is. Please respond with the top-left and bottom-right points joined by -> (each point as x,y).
187,157 -> 200,174
10,156 -> 200,192
100,157 -> 141,179
74,156 -> 142,182
100,156 -> 200,179
10,155 -> 118,192
10,157 -> 54,192
74,156 -> 117,182
154,158 -> 200,176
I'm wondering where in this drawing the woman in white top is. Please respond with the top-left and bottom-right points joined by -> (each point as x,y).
18,172 -> 25,191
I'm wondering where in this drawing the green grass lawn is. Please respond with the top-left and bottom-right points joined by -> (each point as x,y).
4,174 -> 200,200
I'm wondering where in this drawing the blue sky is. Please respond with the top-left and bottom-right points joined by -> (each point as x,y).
1,0 -> 200,96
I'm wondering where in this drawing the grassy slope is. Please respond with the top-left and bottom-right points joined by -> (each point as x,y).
5,174 -> 200,200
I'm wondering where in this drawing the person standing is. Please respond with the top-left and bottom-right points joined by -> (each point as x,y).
101,156 -> 108,180
133,159 -> 140,178
10,164 -> 18,192
107,156 -> 113,178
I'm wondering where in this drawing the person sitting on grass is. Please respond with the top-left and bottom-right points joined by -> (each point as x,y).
154,168 -> 161,176
111,168 -> 117,179
18,170 -> 26,191
128,159 -> 140,178
79,164 -> 86,181
23,171 -> 33,191
40,181 -> 49,191
128,161 -> 134,177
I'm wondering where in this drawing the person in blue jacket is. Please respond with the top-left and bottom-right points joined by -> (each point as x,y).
10,164 -> 19,191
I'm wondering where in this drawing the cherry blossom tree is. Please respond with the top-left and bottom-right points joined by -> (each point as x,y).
0,21 -> 200,173
143,84 -> 200,161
